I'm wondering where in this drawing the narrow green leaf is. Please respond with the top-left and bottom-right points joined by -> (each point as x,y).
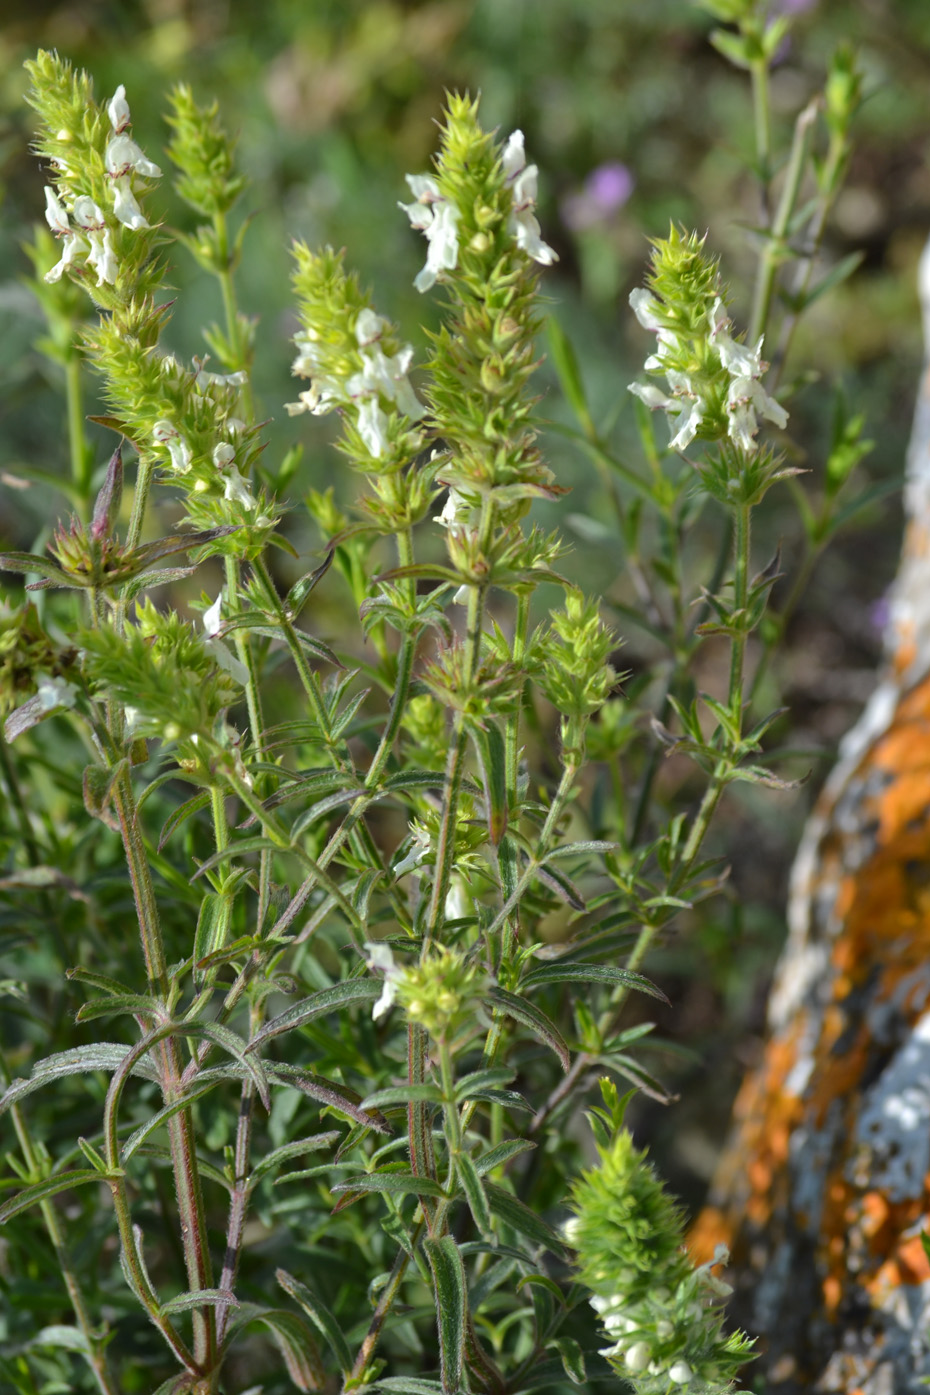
66,966 -> 136,997
546,316 -> 592,431
423,1235 -> 467,1394
472,720 -> 508,845
285,549 -> 334,616
192,891 -> 233,987
0,1043 -> 158,1117
371,1382 -> 445,1395
454,1067 -> 515,1102
190,836 -> 279,882
276,1268 -> 352,1375
460,1087 -> 532,1113
359,1084 -> 444,1111
290,787 -> 367,840
0,551 -> 72,582
0,1170 -> 101,1224
381,769 -> 448,793
29,1325 -> 91,1355
251,1132 -> 341,1185
232,1305 -> 324,1392
484,1184 -> 568,1254
265,1063 -> 391,1135
159,1288 -> 238,1316
331,1170 -> 446,1202
474,1139 -> 535,1176
487,988 -> 570,1071
158,791 -> 210,851
547,1336 -> 586,1384
536,862 -> 586,911
454,1151 -> 493,1240
248,979 -> 380,1049
75,994 -> 156,1023
521,962 -> 667,1002
545,839 -> 617,860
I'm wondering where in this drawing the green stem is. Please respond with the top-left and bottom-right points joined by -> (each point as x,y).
110,766 -> 217,1375
425,500 -> 495,943
728,502 -> 751,718
0,1051 -> 119,1395
65,352 -> 91,510
751,55 -> 772,200
749,96 -> 817,349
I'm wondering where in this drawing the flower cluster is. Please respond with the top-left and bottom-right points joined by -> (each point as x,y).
286,247 -> 426,467
43,82 -> 160,287
400,125 -> 556,293
364,942 -> 490,1038
628,230 -> 787,456
567,1121 -> 754,1395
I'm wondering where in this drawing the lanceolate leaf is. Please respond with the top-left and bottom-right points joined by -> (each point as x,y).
265,1063 -> 391,1134
454,1150 -> 493,1240
484,1184 -> 568,1254
474,1139 -> 536,1175
75,994 -> 159,1023
0,1170 -> 101,1224
276,1268 -> 352,1375
0,1043 -> 159,1117
159,1288 -> 239,1316
486,987 -> 570,1071
250,1132 -> 341,1184
330,1169 -> 446,1204
359,1084 -> 444,1111
423,1235 -> 467,1394
158,791 -> 210,850
521,962 -> 667,1001
229,1305 -> 325,1392
248,979 -> 380,1050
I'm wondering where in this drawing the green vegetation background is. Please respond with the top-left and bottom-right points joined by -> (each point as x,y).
1,0 -> 928,1241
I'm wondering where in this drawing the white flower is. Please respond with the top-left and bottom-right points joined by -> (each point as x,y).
112,176 -> 149,230
438,488 -> 469,528
153,420 -> 193,475
561,1216 -> 581,1246
630,288 -> 676,369
71,196 -> 106,230
195,362 -> 248,391
393,824 -> 431,878
355,307 -> 386,346
708,296 -> 762,377
667,395 -> 705,452
347,343 -> 426,425
43,186 -> 70,234
202,595 -> 249,685
399,173 -> 460,292
727,374 -> 787,451
629,377 -> 705,452
45,232 -> 90,284
355,396 -> 391,458
502,130 -> 558,267
223,466 -> 256,508
203,594 -> 224,637
624,1342 -> 652,1374
105,133 -> 162,180
107,84 -> 132,133
37,676 -> 78,711
365,940 -> 402,1020
669,1361 -> 693,1385
87,230 -> 118,286
213,443 -> 236,469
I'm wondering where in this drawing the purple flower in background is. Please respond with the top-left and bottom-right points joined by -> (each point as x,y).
772,0 -> 816,12
561,161 -> 634,232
